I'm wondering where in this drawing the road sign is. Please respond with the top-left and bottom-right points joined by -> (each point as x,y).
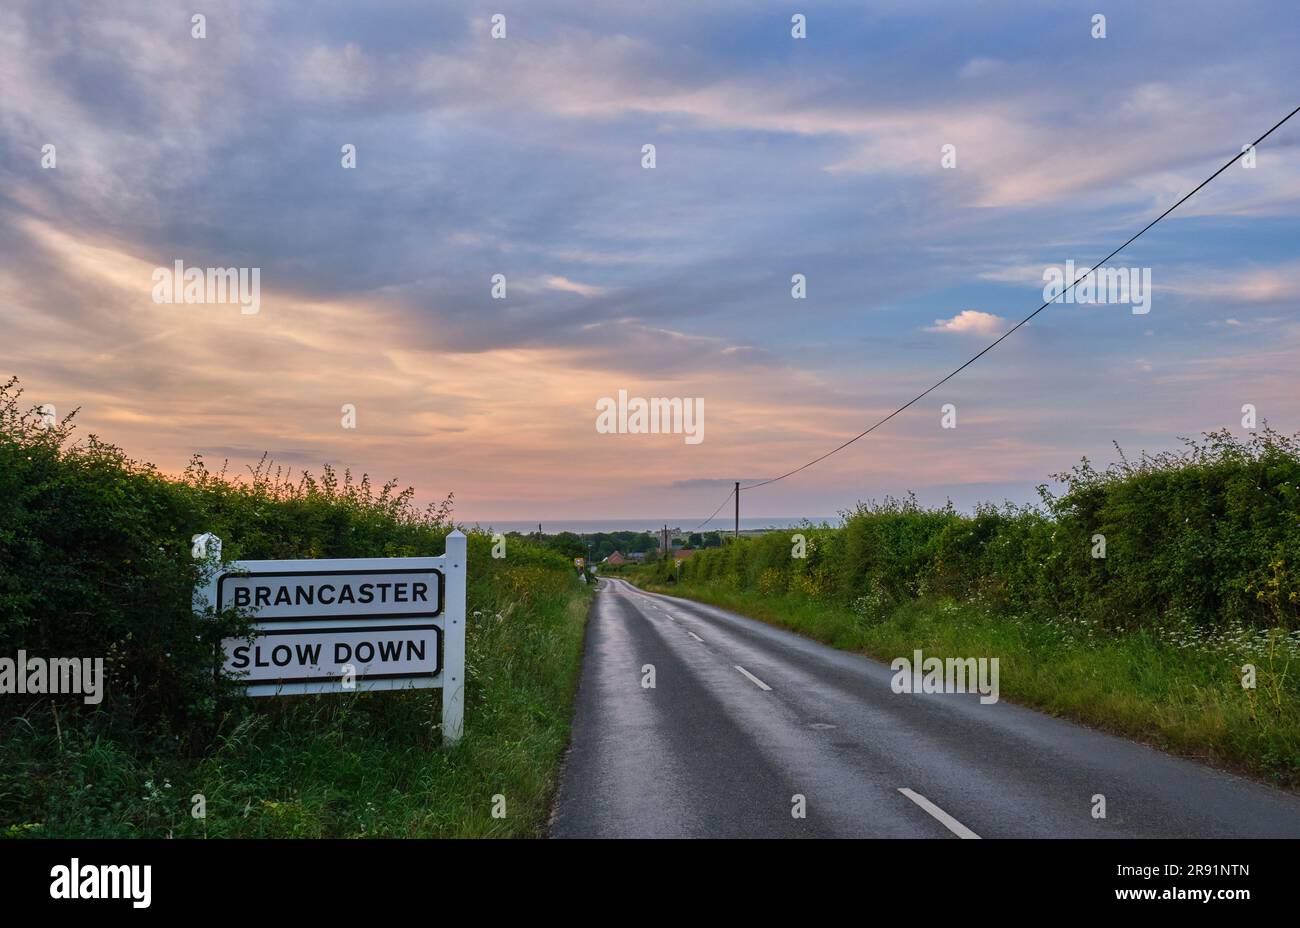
223,625 -> 442,684
574,557 -> 585,568
195,531 -> 468,744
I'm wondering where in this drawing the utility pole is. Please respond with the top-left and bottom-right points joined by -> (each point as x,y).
734,481 -> 740,540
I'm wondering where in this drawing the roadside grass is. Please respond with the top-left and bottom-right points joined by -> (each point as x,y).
642,580 -> 1300,789
1,581 -> 591,838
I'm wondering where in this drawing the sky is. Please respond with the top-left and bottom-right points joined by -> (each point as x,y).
1,1 -> 1298,526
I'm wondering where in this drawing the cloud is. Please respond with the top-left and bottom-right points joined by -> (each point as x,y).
958,58 -> 1005,79
3,0 -> 1300,521
978,263 -> 1050,286
926,310 -> 1007,336
572,319 -> 778,375
544,275 -> 607,298
1161,262 -> 1299,304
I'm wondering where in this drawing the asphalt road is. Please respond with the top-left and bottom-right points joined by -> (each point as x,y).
549,577 -> 1300,838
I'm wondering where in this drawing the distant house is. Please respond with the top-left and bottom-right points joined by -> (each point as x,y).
627,552 -> 647,562
603,551 -> 629,566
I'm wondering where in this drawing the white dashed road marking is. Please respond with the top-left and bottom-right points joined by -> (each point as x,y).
898,788 -> 980,839
734,665 -> 772,691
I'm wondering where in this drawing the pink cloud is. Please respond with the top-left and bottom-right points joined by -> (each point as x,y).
926,310 -> 1006,336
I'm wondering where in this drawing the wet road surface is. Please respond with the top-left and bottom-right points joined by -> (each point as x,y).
549,578 -> 1300,838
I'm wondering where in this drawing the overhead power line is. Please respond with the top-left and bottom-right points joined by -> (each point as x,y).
733,101 -> 1300,491
688,485 -> 734,533
684,101 -> 1299,530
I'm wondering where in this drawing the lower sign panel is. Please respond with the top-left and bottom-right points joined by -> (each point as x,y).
222,624 -> 442,687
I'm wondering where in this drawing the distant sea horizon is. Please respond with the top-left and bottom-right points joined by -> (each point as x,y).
460,517 -> 841,535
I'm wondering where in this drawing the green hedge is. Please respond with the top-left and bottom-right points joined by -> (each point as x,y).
658,429 -> 1300,632
0,376 -> 576,747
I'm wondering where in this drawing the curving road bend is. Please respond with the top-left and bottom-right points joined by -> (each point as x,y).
549,578 -> 1300,838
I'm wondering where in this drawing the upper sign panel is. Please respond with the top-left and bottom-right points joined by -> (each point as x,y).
215,568 -> 444,621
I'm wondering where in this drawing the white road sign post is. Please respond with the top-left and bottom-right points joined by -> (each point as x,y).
195,530 -> 468,745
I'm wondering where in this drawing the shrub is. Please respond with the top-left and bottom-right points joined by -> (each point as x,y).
677,429 -> 1300,634
0,376 -> 575,750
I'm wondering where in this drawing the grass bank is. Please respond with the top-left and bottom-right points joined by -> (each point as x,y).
639,581 -> 1299,788
3,580 -> 590,838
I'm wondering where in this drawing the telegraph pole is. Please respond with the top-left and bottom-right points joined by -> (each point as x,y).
734,481 -> 740,540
